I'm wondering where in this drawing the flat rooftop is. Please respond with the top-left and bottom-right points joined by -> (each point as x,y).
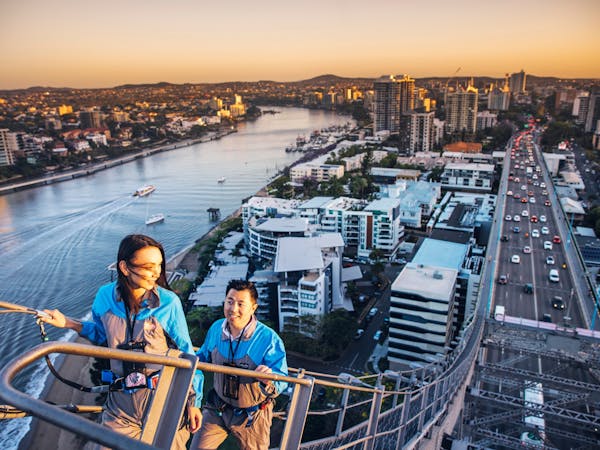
412,238 -> 467,271
391,263 -> 457,301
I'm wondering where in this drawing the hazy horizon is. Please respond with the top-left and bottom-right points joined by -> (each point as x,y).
1,0 -> 599,90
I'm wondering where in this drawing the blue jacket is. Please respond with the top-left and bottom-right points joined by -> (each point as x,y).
196,317 -> 288,409
79,282 -> 203,406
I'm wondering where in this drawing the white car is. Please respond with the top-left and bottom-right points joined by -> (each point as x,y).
521,185 -> 527,191
514,215 -> 521,222
505,215 -> 512,221
529,197 -> 536,204
549,269 -> 560,283
521,210 -> 529,217
540,215 -> 547,223
373,330 -> 383,341
523,246 -> 532,254
541,226 -> 549,235
544,241 -> 553,250
511,254 -> 521,264
546,256 -> 555,265
531,229 -> 540,238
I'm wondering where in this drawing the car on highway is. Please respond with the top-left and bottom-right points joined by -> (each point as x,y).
541,226 -> 549,234
552,235 -> 561,244
529,197 -> 536,204
513,226 -> 520,233
552,296 -> 565,310
523,246 -> 531,254
528,191 -> 534,197
511,255 -> 521,264
513,215 -> 521,222
354,329 -> 365,340
540,215 -> 547,222
540,182 -> 546,188
521,197 -> 528,203
521,210 -> 529,217
546,255 -> 555,265
523,283 -> 533,294
501,235 -> 509,242
531,229 -> 540,238
505,215 -> 512,221
542,190 -> 548,195
498,274 -> 508,284
549,269 -> 560,283
368,307 -> 378,318
530,215 -> 538,222
373,330 -> 383,341
544,241 -> 553,250
521,185 -> 527,191
544,200 -> 552,206
507,190 -> 513,196
543,314 -> 552,323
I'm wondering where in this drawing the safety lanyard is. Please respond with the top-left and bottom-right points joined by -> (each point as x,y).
228,322 -> 249,363
123,301 -> 137,342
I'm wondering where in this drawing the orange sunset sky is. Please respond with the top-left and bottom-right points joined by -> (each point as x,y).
1,0 -> 598,90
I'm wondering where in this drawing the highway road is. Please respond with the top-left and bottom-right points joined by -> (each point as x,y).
494,130 -> 584,327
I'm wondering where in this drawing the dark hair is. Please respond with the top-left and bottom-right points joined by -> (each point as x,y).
117,234 -> 170,306
226,279 -> 258,305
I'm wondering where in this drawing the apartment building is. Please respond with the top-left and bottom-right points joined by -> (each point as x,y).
409,111 -> 435,153
289,163 -> 344,183
274,233 -> 345,332
388,263 -> 457,368
445,85 -> 478,134
440,162 -> 494,192
358,198 -> 404,260
0,129 -> 16,166
373,74 -> 415,134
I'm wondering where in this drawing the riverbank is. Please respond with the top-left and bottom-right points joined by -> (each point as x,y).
0,128 -> 236,196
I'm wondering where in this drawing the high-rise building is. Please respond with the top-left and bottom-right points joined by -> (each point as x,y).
584,91 -> 600,133
409,111 -> 435,153
509,70 -> 527,94
445,84 -> 478,135
373,74 -> 415,134
0,128 -> 16,167
573,92 -> 590,125
487,80 -> 510,111
79,108 -> 103,129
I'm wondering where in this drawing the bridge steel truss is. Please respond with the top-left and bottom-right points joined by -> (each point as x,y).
462,320 -> 600,449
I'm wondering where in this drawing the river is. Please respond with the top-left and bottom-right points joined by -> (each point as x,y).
0,107 -> 353,448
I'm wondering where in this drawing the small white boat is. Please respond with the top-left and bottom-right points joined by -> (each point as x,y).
133,185 -> 156,197
217,177 -> 226,183
145,213 -> 165,225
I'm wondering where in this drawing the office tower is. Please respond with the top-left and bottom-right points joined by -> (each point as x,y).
509,70 -> 527,94
373,74 -> 415,133
445,84 -> 478,134
409,111 -> 435,153
79,108 -> 103,129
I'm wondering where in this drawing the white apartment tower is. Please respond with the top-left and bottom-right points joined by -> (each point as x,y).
409,111 -> 435,153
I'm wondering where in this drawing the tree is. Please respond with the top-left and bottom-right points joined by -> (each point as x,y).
360,148 -> 373,177
349,176 -> 368,198
325,176 -> 345,197
302,178 -> 318,198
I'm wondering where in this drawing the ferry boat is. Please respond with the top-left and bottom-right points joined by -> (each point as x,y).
217,177 -> 226,183
133,184 -> 156,197
145,213 -> 165,225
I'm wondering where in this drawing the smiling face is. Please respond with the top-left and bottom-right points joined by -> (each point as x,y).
224,288 -> 258,335
119,246 -> 163,294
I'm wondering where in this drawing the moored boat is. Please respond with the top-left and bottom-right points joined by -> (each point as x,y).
217,177 -> 226,183
133,184 -> 156,197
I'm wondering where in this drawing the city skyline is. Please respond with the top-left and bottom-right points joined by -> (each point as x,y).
1,0 -> 599,90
